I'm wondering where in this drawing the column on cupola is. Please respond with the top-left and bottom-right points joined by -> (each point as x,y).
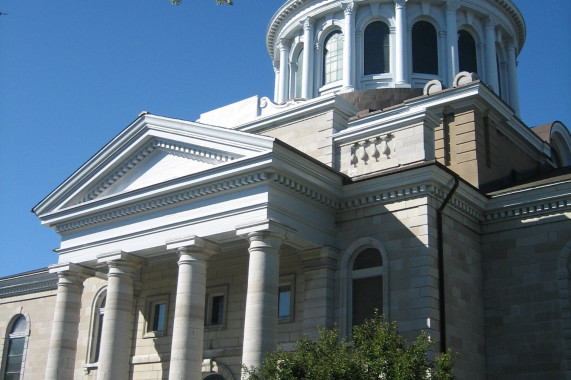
506,42 -> 521,116
45,263 -> 93,380
278,39 -> 290,103
96,252 -> 146,380
484,19 -> 499,94
394,0 -> 408,85
167,237 -> 219,380
342,1 -> 356,91
273,65 -> 280,102
301,247 -> 338,339
445,0 -> 460,87
302,17 -> 314,99
238,221 -> 293,374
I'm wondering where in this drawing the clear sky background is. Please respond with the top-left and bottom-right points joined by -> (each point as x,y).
0,0 -> 569,277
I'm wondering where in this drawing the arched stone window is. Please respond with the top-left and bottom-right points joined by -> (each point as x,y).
294,49 -> 304,98
364,21 -> 390,75
2,315 -> 27,380
88,289 -> 106,364
323,30 -> 344,85
351,248 -> 385,327
412,21 -> 438,75
458,30 -> 478,74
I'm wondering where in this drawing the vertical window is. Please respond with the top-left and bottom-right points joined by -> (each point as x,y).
364,21 -> 390,75
278,274 -> 295,323
144,294 -> 170,338
205,285 -> 228,329
294,49 -> 304,98
412,21 -> 438,75
88,292 -> 106,364
458,30 -> 478,73
351,248 -> 384,327
2,315 -> 27,380
323,31 -> 344,85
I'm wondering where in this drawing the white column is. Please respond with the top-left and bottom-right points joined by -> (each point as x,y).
484,19 -> 499,94
168,238 -> 218,380
238,221 -> 293,374
273,65 -> 280,102
506,42 -> 520,117
278,39 -> 290,103
96,252 -> 145,380
394,0 -> 407,85
45,264 -> 92,380
302,17 -> 314,99
446,1 -> 459,87
342,1 -> 356,91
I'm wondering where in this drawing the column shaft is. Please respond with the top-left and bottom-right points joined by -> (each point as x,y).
241,232 -> 283,372
45,268 -> 87,380
96,261 -> 139,380
506,43 -> 520,116
168,249 -> 209,380
446,2 -> 459,86
485,20 -> 499,93
342,2 -> 356,90
302,18 -> 314,99
278,40 -> 290,103
394,0 -> 407,84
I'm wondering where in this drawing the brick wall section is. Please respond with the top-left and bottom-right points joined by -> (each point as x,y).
482,215 -> 571,379
0,290 -> 57,380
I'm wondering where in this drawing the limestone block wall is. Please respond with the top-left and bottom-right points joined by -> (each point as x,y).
482,214 -> 571,379
0,289 -> 57,380
437,200 -> 486,380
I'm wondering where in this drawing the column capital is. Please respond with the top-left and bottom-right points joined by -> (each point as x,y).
168,236 -> 220,262
394,0 -> 407,9
485,16 -> 498,30
446,0 -> 459,11
97,251 -> 147,276
278,38 -> 290,51
341,1 -> 355,14
49,262 -> 94,282
302,17 -> 314,31
236,219 -> 296,241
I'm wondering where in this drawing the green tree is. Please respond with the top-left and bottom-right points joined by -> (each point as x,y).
170,0 -> 233,5
243,313 -> 457,380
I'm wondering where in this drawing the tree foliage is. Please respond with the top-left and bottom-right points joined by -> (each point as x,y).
243,313 -> 457,380
170,0 -> 233,5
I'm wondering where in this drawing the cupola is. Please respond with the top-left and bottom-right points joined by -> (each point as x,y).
266,0 -> 526,116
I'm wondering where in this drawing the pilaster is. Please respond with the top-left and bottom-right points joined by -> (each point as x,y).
446,0 -> 460,87
484,18 -> 499,94
394,0 -> 408,85
506,42 -> 520,117
341,1 -> 356,91
278,39 -> 291,103
302,17 -> 314,99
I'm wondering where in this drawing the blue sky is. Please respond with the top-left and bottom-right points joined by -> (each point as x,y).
0,0 -> 569,277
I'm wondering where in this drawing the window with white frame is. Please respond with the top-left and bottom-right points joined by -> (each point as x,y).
87,290 -> 106,364
278,274 -> 295,323
323,30 -> 344,85
458,30 -> 478,74
205,285 -> 228,329
351,248 -> 385,327
364,21 -> 390,75
2,315 -> 27,380
412,21 -> 438,75
144,294 -> 169,338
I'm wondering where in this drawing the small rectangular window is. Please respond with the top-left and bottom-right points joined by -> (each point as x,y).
205,285 -> 228,330
278,274 -> 295,323
144,294 -> 170,338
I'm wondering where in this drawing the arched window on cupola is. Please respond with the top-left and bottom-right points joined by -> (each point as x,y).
294,49 -> 304,98
2,315 -> 28,380
412,21 -> 438,75
364,21 -> 390,75
323,30 -> 344,85
351,248 -> 385,327
458,30 -> 478,74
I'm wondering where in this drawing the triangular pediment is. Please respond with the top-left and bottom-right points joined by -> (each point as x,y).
34,114 -> 275,216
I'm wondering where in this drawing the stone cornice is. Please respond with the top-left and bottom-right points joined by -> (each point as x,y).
0,269 -> 58,299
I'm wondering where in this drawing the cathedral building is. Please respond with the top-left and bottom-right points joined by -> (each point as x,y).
1,0 -> 570,379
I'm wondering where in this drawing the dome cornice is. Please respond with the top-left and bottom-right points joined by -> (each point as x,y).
266,0 -> 526,60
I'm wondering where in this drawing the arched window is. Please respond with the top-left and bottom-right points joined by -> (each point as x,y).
294,49 -> 304,98
351,248 -> 384,327
412,21 -> 438,75
458,30 -> 478,73
323,31 -> 344,85
364,21 -> 390,75
88,291 -> 106,364
2,315 -> 27,380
